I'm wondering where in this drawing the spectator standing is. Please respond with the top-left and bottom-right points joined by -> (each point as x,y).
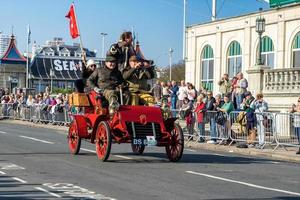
231,76 -> 238,109
250,93 -> 268,149
170,81 -> 179,115
218,74 -> 231,98
177,80 -> 188,108
291,97 -> 300,154
241,92 -> 256,135
187,84 -> 197,102
151,80 -> 162,103
206,91 -> 217,143
235,73 -> 248,110
161,82 -> 170,102
219,95 -> 234,114
26,95 -> 35,107
180,97 -> 194,140
194,95 -> 206,142
213,94 -> 225,140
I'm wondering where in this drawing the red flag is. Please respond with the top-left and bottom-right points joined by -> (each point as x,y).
65,4 -> 80,39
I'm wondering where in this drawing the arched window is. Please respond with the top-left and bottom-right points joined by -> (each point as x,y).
260,36 -> 274,68
201,45 -> 214,91
293,32 -> 300,68
227,41 -> 242,78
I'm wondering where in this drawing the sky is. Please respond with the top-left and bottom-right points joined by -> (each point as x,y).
0,0 -> 270,67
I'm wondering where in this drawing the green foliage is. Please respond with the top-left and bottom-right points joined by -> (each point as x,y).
158,60 -> 185,82
52,87 -> 73,94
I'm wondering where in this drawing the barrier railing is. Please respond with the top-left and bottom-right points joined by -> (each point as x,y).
1,103 -> 299,151
174,109 -> 231,145
229,111 -> 276,149
0,103 -> 70,125
273,112 -> 300,151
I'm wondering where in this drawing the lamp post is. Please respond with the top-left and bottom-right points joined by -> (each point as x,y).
255,14 -> 265,66
169,48 -> 173,81
100,32 -> 108,59
50,68 -> 54,94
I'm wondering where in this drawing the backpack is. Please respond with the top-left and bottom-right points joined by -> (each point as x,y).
215,111 -> 227,125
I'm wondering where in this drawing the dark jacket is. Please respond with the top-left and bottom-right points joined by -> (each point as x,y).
107,42 -> 136,71
122,66 -> 155,91
87,66 -> 124,90
206,97 -> 216,111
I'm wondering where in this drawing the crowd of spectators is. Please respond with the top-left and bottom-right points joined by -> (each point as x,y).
0,87 -> 69,124
151,72 -> 273,150
1,72 -> 299,154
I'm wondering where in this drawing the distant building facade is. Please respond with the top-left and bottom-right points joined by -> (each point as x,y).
30,38 -> 102,92
0,33 -> 10,56
185,3 -> 300,110
0,35 -> 26,91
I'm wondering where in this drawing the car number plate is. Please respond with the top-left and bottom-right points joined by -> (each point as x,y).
133,136 -> 157,146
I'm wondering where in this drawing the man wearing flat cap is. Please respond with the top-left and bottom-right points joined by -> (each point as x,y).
122,55 -> 155,105
87,55 -> 124,114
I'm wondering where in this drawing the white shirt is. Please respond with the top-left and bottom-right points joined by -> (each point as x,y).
187,88 -> 196,101
177,86 -> 188,101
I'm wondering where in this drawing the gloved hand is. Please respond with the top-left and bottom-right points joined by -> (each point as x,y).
94,87 -> 102,93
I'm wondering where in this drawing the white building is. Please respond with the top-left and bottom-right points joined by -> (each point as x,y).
185,3 -> 300,110
0,33 -> 10,56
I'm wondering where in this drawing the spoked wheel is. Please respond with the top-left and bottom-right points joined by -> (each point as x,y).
68,120 -> 81,155
95,121 -> 112,161
166,123 -> 184,162
131,143 -> 145,155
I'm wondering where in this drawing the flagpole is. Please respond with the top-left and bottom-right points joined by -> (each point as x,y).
72,3 -> 86,66
26,25 -> 29,88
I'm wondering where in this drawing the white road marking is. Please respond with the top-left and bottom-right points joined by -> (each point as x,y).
185,149 -> 196,152
35,187 -> 62,198
114,155 -> 133,160
12,177 -> 27,184
43,183 -> 116,199
0,131 -> 8,134
269,161 -> 280,164
81,148 -> 96,153
81,149 -> 132,160
0,171 -> 6,175
186,171 -> 300,196
19,135 -> 54,144
0,163 -> 25,170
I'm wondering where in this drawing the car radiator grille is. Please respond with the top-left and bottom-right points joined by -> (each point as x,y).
126,122 -> 162,139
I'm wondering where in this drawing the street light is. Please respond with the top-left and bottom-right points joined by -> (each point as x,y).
50,68 -> 54,94
169,48 -> 174,81
256,12 -> 265,66
100,32 -> 108,59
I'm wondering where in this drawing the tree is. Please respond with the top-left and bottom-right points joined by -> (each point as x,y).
158,60 -> 185,82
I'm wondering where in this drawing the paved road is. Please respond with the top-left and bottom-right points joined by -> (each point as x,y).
0,121 -> 299,200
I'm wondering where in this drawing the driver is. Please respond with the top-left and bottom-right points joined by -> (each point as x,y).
87,55 -> 124,114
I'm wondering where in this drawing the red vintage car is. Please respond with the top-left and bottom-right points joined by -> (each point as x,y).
67,90 -> 184,162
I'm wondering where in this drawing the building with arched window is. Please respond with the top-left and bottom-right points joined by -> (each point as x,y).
185,3 -> 300,110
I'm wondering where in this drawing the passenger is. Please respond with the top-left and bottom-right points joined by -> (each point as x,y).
107,31 -> 136,71
74,59 -> 97,93
87,55 -> 124,114
122,55 -> 155,106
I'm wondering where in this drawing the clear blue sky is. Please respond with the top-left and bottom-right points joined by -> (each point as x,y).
0,0 -> 269,67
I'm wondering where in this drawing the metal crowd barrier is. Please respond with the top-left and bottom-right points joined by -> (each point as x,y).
229,111 -> 276,148
173,109 -> 231,145
1,102 -> 299,151
0,103 -> 70,126
273,112 -> 300,151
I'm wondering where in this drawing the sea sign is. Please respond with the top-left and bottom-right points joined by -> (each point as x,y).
53,59 -> 83,71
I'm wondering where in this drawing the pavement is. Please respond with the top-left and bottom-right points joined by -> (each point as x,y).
2,119 -> 300,164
